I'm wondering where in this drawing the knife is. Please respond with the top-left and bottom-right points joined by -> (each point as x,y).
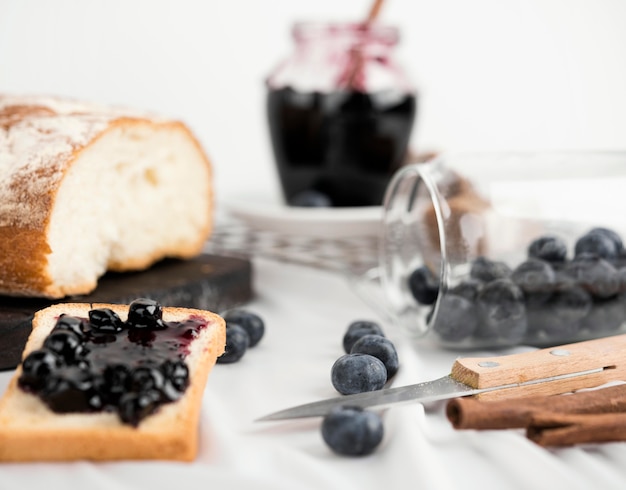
257,333 -> 626,421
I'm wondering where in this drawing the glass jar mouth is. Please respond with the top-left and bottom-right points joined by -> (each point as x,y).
291,21 -> 400,45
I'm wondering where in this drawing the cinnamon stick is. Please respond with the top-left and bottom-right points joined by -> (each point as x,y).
527,411 -> 626,447
446,383 -> 626,430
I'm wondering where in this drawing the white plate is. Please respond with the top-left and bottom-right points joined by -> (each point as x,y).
224,195 -> 383,238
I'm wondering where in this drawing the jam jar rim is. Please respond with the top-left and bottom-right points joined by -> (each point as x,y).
291,21 -> 400,45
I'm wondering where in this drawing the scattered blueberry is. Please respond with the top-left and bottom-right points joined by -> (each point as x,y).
432,294 -> 478,342
350,334 -> 399,379
528,235 -> 568,263
289,190 -> 332,207
222,309 -> 265,347
470,256 -> 512,282
321,406 -> 384,456
217,323 -> 250,364
408,266 -> 440,305
342,320 -> 385,354
331,353 -> 387,395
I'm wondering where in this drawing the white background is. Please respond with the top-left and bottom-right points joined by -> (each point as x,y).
1,0 -> 626,204
3,4 -> 626,486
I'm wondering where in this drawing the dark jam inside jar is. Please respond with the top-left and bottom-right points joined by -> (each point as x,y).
266,22 -> 417,207
267,87 -> 416,207
17,299 -> 209,427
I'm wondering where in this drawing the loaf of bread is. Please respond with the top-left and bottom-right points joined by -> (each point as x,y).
0,95 -> 214,298
0,302 -> 226,462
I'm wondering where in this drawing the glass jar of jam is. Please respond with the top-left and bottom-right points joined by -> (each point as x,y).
266,22 -> 417,207
380,151 -> 626,350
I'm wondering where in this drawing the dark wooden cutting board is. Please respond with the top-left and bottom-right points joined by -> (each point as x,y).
0,253 -> 253,371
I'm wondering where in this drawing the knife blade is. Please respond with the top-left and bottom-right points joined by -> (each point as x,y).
257,333 -> 626,421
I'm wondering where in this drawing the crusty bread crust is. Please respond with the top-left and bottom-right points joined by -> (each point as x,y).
0,302 -> 226,462
0,96 -> 214,298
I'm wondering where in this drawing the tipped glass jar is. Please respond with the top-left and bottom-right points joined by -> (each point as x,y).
266,22 -> 417,207
380,152 -> 626,349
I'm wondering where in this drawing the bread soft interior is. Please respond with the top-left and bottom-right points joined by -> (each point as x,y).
47,121 -> 212,296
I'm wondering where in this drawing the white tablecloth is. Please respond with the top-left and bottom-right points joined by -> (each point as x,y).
2,257 -> 626,489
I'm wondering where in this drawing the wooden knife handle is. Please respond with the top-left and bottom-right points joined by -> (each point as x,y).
450,334 -> 626,401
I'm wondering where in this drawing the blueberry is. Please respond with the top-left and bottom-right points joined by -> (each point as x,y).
528,235 -> 568,263
101,364 -> 131,404
613,250 -> 626,270
449,278 -> 483,302
564,253 -> 620,298
511,258 -> 556,305
575,229 -> 620,260
43,330 -> 85,364
432,294 -> 478,342
475,279 -> 527,342
161,360 -> 190,401
41,366 -> 102,413
217,323 -> 250,363
350,335 -> 399,379
18,348 -> 63,392
321,406 -> 384,456
342,320 -> 385,354
53,314 -> 87,338
589,227 -> 624,252
549,284 -> 592,324
523,290 -> 552,311
118,390 -> 161,426
470,256 -> 512,282
127,298 -> 165,329
289,190 -> 332,207
618,267 -> 626,293
222,309 -> 265,347
580,297 -> 624,333
331,353 -> 387,395
526,285 -> 591,340
408,266 -> 440,305
88,308 -> 125,333
128,366 -> 165,394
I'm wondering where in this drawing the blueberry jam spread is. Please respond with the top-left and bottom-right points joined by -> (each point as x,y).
17,299 -> 208,427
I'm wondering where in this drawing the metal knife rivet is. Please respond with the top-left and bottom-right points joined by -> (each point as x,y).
550,349 -> 570,357
478,361 -> 500,368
